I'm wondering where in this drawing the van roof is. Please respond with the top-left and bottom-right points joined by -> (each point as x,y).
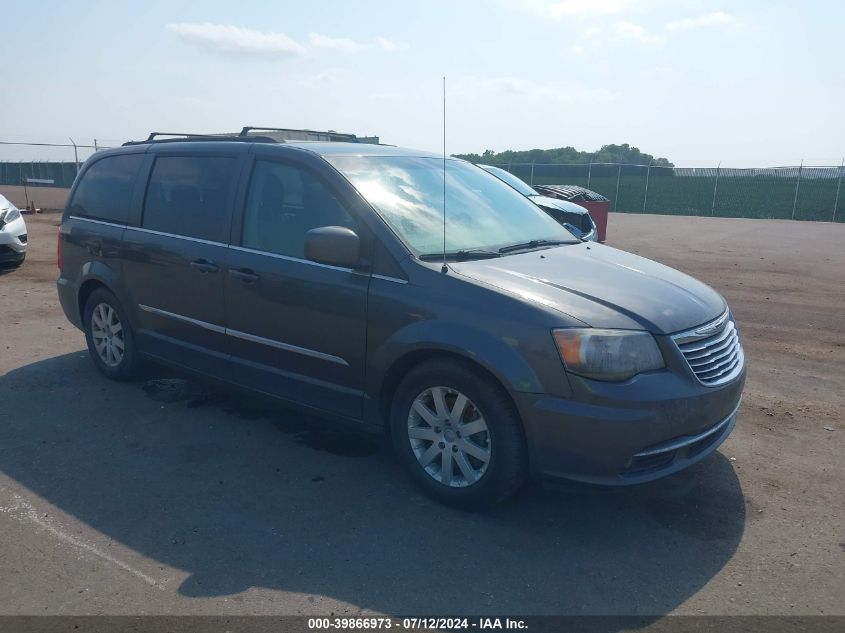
112,139 -> 446,160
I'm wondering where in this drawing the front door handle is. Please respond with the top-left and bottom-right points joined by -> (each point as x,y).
229,268 -> 259,283
190,259 -> 219,273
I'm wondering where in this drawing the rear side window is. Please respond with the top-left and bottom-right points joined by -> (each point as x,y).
142,156 -> 237,242
70,154 -> 143,223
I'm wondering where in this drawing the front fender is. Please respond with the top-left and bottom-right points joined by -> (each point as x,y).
365,319 -> 571,427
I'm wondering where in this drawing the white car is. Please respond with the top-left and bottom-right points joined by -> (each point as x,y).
0,194 -> 27,267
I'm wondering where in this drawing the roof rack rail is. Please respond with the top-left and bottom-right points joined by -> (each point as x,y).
239,126 -> 364,143
122,132 -> 278,146
147,132 -> 218,141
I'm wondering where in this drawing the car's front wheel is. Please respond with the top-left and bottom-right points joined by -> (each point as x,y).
83,288 -> 141,380
390,359 -> 528,509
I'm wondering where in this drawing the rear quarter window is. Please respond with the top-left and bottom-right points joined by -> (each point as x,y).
142,156 -> 237,243
69,154 -> 143,224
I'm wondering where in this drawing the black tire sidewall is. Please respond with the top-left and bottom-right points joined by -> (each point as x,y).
83,288 -> 139,381
390,359 -> 527,509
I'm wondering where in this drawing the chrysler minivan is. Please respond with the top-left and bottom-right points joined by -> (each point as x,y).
57,135 -> 744,508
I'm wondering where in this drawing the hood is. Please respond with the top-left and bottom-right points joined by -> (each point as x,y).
0,194 -> 18,211
451,242 -> 726,334
528,195 -> 589,216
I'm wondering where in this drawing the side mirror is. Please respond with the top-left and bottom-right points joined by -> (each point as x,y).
304,226 -> 360,268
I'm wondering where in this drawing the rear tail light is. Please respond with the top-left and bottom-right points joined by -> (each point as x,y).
57,230 -> 63,272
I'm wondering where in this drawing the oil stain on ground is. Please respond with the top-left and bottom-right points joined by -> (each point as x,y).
142,376 -> 379,458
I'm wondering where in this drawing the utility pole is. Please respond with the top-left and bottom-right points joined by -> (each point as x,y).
69,137 -> 79,170
614,164 -> 622,212
642,161 -> 652,213
791,160 -> 803,220
711,162 -> 721,216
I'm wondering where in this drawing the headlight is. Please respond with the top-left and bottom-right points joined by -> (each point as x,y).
553,328 -> 664,382
0,207 -> 21,230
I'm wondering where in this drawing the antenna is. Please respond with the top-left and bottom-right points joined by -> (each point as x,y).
441,76 -> 448,274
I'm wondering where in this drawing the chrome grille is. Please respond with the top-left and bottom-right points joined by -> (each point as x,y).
673,312 -> 744,386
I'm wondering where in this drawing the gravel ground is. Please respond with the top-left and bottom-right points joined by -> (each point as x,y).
0,213 -> 842,616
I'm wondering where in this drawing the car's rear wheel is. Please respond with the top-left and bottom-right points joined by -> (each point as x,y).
83,288 -> 141,380
390,359 -> 528,509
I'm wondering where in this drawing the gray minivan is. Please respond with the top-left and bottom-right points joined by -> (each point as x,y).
57,135 -> 744,508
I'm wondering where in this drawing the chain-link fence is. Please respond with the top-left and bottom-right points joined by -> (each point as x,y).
0,139 -> 123,189
0,160 -> 81,188
2,141 -> 843,222
496,162 -> 844,222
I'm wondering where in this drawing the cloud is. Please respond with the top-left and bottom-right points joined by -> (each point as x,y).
457,76 -> 620,105
303,68 -> 351,88
503,0 -> 632,18
309,32 -> 367,53
548,0 -> 631,17
309,33 -> 408,53
666,12 -> 740,31
614,21 -> 662,43
165,23 -> 305,57
375,37 -> 407,52
368,92 -> 403,101
577,22 -> 661,46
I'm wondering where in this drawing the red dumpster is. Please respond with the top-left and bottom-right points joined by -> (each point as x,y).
579,200 -> 610,242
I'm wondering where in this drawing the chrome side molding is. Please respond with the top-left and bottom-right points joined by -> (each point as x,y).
138,304 -> 349,366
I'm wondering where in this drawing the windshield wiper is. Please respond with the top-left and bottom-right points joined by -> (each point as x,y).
498,239 -> 578,254
419,249 -> 502,261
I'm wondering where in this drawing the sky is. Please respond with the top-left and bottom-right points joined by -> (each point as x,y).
1,0 -> 843,167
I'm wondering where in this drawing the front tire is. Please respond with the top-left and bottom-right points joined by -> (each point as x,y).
83,288 -> 141,381
1,253 -> 24,268
390,359 -> 529,509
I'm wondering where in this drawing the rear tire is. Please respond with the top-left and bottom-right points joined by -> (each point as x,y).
83,288 -> 141,381
390,359 -> 528,509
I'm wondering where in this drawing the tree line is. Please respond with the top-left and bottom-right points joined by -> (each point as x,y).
452,144 -> 673,167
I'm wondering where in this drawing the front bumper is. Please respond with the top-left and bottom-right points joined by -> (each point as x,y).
0,245 -> 25,264
0,217 -> 28,262
516,366 -> 745,485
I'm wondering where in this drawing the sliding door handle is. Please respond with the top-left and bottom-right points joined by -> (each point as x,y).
229,268 -> 259,283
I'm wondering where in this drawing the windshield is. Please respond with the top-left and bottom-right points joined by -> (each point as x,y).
479,164 -> 537,197
326,156 -> 577,255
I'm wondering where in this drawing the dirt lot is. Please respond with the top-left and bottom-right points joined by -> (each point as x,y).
0,185 -> 70,212
0,213 -> 843,616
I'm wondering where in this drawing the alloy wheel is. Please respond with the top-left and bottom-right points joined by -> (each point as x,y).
407,386 -> 491,487
90,302 -> 125,367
